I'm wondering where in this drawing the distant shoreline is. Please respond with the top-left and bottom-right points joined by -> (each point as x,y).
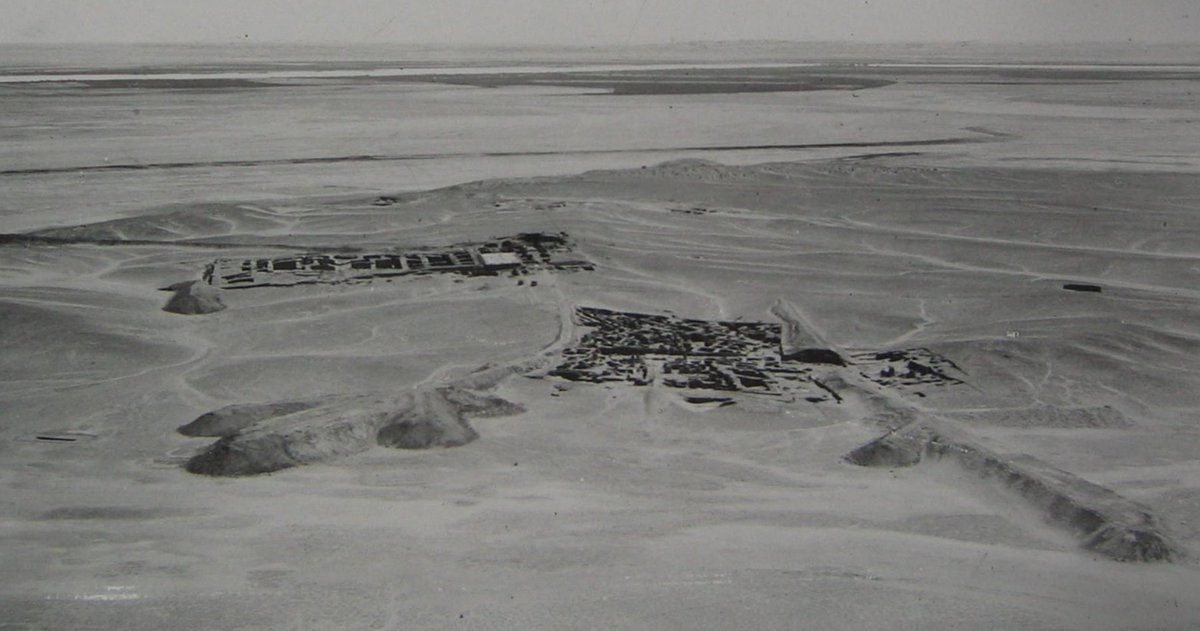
4,61 -> 1199,83
0,62 -> 812,83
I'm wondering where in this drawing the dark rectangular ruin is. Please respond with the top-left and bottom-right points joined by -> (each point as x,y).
545,306 -> 967,403
202,232 -> 590,290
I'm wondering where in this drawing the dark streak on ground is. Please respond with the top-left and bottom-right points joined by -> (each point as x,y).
392,69 -> 893,95
0,135 -> 993,178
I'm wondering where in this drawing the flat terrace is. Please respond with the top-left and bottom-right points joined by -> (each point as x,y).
546,306 -> 966,403
203,232 -> 592,289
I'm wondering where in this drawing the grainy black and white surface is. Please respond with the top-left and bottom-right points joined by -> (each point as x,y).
2,37 -> 1200,630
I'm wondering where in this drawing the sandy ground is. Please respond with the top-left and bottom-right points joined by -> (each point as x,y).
3,158 -> 1200,629
3,62 -> 1200,629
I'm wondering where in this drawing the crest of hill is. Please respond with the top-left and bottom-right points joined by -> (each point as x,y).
29,203 -> 291,242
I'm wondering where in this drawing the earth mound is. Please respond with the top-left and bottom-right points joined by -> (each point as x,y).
440,387 -> 527,418
183,387 -> 525,476
376,389 -> 480,450
376,412 -> 476,449
782,348 -> 847,366
185,394 -> 401,476
846,423 -> 1182,562
162,281 -> 226,315
178,401 -> 320,437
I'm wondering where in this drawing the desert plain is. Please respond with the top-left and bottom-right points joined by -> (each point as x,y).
2,44 -> 1200,629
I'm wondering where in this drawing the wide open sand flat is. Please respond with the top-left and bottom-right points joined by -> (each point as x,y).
5,54 -> 1199,233
3,58 -> 1200,628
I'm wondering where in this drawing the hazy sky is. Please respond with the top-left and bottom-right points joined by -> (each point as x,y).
1,0 -> 1197,45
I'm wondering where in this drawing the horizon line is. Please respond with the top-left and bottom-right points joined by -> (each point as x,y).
3,38 -> 1199,47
